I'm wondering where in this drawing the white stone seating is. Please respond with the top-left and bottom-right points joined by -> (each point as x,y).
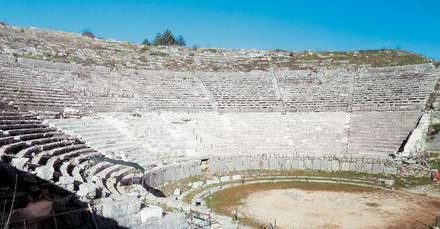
49,117 -> 150,164
15,137 -> 69,157
0,119 -> 41,125
25,136 -> 66,146
0,67 -> 82,110
91,141 -> 143,153
21,139 -> 78,159
61,152 -> 102,181
348,111 -> 421,155
0,141 -> 29,156
16,132 -> 63,141
71,152 -> 103,164
105,178 -> 121,196
32,143 -> 87,165
117,172 -> 142,186
0,115 -> 39,121
352,70 -> 438,111
48,148 -> 96,172
72,161 -> 92,182
0,136 -> 19,147
79,132 -> 126,140
59,162 -> 72,178
95,164 -> 128,180
112,167 -> 136,182
85,161 -> 112,177
92,165 -> 130,195
0,123 -> 46,130
95,178 -> 111,197
3,51 -> 437,113
5,127 -> 58,136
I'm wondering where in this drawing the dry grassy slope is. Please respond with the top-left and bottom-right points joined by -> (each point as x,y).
0,24 -> 434,71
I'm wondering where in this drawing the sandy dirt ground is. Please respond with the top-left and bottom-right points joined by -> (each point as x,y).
239,188 -> 440,229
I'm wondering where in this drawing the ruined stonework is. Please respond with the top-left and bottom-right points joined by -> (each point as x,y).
0,24 -> 439,228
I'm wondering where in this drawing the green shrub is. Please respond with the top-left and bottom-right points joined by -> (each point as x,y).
142,38 -> 151,46
143,29 -> 186,46
81,31 -> 95,39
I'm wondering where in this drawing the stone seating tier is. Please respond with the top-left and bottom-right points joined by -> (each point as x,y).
0,56 -> 437,113
0,112 -> 147,201
61,111 -> 421,160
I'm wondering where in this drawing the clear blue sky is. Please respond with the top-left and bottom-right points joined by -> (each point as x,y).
0,0 -> 439,59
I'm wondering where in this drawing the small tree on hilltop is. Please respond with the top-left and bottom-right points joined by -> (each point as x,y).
152,33 -> 162,46
142,38 -> 151,46
81,29 -> 95,39
163,29 -> 177,45
151,29 -> 186,46
153,29 -> 176,46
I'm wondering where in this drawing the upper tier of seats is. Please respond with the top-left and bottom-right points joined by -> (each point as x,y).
0,55 -> 438,113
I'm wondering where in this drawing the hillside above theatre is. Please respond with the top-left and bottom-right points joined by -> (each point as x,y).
0,24 -> 435,71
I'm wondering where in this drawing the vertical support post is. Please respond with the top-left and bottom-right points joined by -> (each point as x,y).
52,210 -> 58,229
88,203 -> 99,229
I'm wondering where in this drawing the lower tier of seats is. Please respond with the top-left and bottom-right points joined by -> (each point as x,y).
0,111 -> 146,201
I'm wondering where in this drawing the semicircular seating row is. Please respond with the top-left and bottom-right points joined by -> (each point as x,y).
1,56 -> 438,114
0,111 -> 145,199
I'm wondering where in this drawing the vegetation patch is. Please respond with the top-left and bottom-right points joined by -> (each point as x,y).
214,169 -> 390,181
393,175 -> 433,188
161,175 -> 203,196
288,50 -> 431,67
183,187 -> 202,204
428,123 -> 440,140
429,159 -> 440,170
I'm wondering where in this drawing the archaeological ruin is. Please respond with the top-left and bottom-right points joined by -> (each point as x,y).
1,24 -> 440,228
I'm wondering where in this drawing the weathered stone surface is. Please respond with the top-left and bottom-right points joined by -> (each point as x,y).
403,113 -> 430,156
11,158 -> 29,171
206,177 -> 220,185
100,196 -> 142,218
191,181 -> 203,188
139,206 -> 162,223
231,175 -> 242,181
173,188 -> 181,196
220,176 -> 230,183
0,24 -> 437,229
35,166 -> 53,180
77,183 -> 97,199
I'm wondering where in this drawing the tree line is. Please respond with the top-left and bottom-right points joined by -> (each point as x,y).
82,28 -> 186,47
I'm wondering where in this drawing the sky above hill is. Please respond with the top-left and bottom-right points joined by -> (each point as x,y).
0,0 -> 439,60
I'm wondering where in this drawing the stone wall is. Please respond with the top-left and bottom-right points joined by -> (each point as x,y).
142,161 -> 202,187
142,154 -> 400,188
